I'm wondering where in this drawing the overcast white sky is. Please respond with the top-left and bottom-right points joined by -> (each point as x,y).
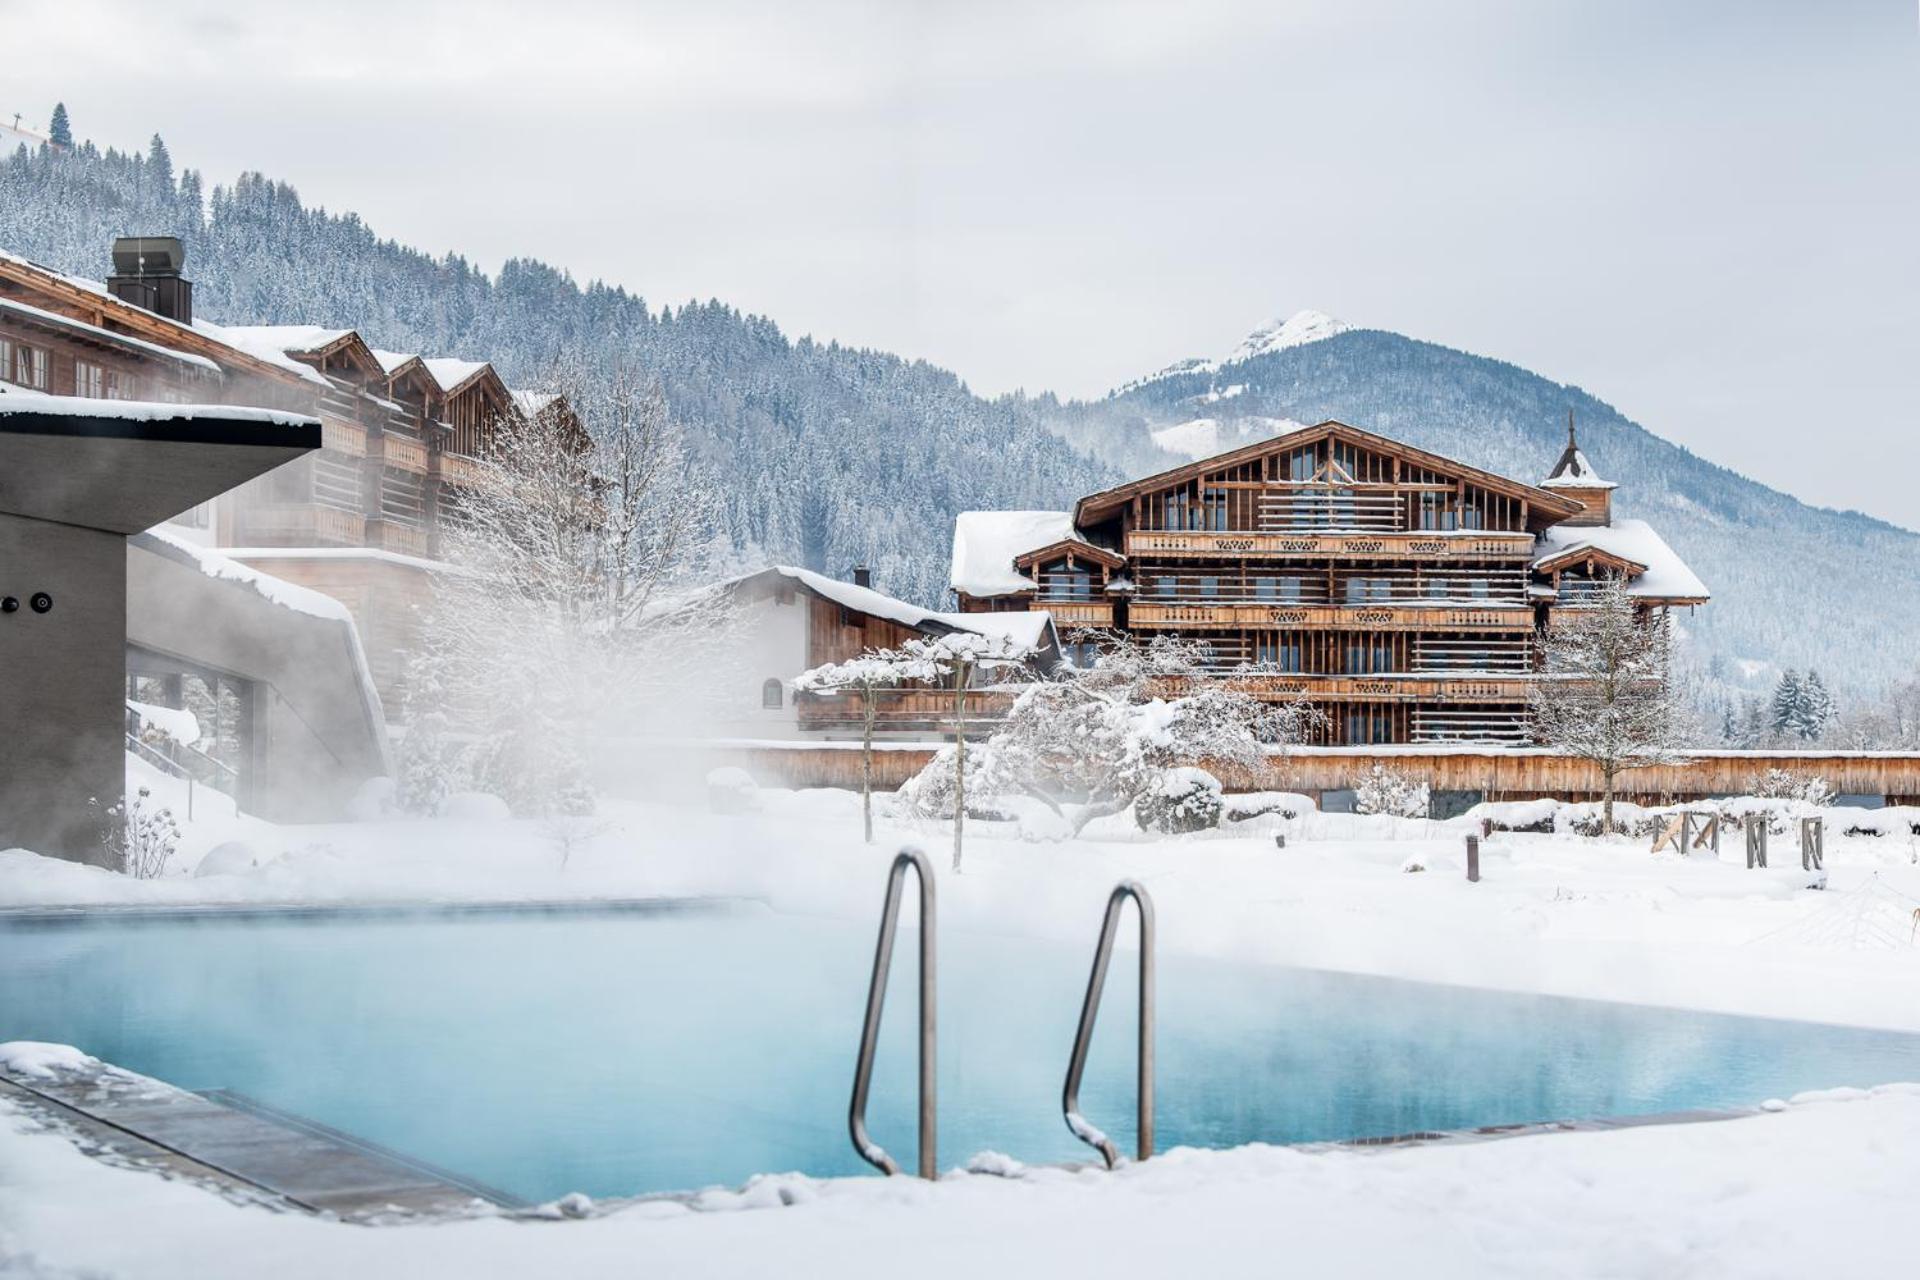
6,0 -> 1917,526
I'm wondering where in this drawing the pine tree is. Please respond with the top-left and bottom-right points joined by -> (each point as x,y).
48,103 -> 72,149
1799,670 -> 1833,742
146,133 -> 173,195
1770,670 -> 1804,740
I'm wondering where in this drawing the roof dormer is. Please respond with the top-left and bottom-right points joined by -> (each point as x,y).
1541,411 -> 1615,526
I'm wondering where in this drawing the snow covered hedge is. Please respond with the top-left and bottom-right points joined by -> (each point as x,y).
1135,768 -> 1223,835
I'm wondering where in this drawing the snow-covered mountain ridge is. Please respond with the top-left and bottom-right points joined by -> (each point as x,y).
1117,309 -> 1351,395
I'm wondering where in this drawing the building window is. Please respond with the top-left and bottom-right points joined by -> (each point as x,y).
10,341 -> 48,390
75,360 -> 105,398
1417,493 -> 1454,531
1255,633 -> 1303,672
1285,445 -> 1315,481
1202,487 -> 1228,530
761,678 -> 785,710
1344,576 -> 1392,604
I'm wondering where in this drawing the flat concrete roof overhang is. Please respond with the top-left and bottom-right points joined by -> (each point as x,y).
0,397 -> 321,866
0,404 -> 321,531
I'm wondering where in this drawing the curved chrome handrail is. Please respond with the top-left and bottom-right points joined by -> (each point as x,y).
1062,880 -> 1156,1169
848,846 -> 937,1178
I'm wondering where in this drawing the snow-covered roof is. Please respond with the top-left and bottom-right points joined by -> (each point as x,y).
214,325 -> 352,356
1533,519 -> 1708,602
190,321 -> 332,387
0,297 -> 222,373
142,526 -> 355,622
1541,446 -> 1614,490
0,383 -> 317,429
370,349 -> 419,375
951,510 -> 1101,598
423,357 -> 491,393
710,564 -> 1060,657
512,389 -> 559,417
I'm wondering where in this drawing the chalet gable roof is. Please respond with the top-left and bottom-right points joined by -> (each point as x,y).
1072,419 -> 1585,527
219,326 -> 389,383
1011,539 -> 1126,571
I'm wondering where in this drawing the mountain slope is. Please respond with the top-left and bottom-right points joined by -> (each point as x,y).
1053,319 -> 1920,697
0,140 -> 1116,607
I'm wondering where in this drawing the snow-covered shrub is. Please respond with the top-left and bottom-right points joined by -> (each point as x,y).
1134,768 -> 1224,834
90,786 -> 179,879
706,766 -> 759,815
1353,764 -> 1430,819
1838,807 -> 1920,839
1748,769 -> 1833,807
1469,799 -> 1559,834
441,791 -> 512,821
1399,853 -> 1428,873
893,745 -> 1016,823
194,841 -> 259,877
1225,791 -> 1314,824
1556,800 -> 1653,838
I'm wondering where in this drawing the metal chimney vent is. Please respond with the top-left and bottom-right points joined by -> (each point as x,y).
107,236 -> 193,324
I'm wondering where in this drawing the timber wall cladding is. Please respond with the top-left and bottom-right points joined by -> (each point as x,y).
720,746 -> 1920,802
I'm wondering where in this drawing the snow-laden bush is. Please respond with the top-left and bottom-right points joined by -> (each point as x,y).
1468,798 -> 1559,834
1838,806 -> 1920,838
195,841 -> 259,877
1354,764 -> 1430,819
1399,853 -> 1428,873
441,791 -> 512,821
1225,791 -> 1315,824
1747,768 -> 1834,807
706,766 -> 759,815
1556,800 -> 1654,838
90,786 -> 179,879
1134,768 -> 1223,834
893,745 -> 1017,823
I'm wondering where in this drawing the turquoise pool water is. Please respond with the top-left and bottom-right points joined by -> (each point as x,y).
3,901 -> 1917,1204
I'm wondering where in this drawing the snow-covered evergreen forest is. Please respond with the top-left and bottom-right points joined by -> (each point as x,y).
0,129 -> 1116,607
6,116 -> 1919,740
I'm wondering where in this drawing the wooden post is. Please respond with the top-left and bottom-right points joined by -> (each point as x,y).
1800,816 -> 1824,872
1465,834 -> 1480,883
1744,814 -> 1768,869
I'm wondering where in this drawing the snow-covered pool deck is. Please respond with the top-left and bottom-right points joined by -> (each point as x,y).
5,782 -> 1920,1276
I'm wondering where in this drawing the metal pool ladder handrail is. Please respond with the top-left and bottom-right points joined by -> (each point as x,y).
1063,880 -> 1156,1169
849,845 -> 937,1178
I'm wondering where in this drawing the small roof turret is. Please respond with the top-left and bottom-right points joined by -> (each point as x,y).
1542,410 -> 1616,491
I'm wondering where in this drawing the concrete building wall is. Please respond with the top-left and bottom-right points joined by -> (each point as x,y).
0,513 -> 127,866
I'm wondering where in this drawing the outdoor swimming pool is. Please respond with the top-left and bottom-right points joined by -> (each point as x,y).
4,900 -> 1918,1204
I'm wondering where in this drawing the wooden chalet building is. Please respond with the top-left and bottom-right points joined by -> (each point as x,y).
952,420 -> 1707,746
0,238 -> 563,717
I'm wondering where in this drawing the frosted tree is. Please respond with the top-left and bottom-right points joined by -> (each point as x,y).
49,103 -> 71,149
1531,575 -> 1688,833
793,647 -> 927,843
1799,670 -> 1833,742
1769,671 -> 1805,741
401,356 -> 727,815
903,631 -> 1317,839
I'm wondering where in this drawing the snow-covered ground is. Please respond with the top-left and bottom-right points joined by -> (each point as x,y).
4,773 -> 1920,1276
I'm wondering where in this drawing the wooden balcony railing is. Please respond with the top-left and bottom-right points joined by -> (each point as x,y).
1147,673 -> 1535,705
1035,601 -> 1115,628
1128,603 -> 1534,631
373,434 -> 430,474
431,451 -> 485,487
1124,530 -> 1536,560
320,417 -> 367,458
234,503 -> 366,548
794,687 -> 1020,731
364,519 -> 431,558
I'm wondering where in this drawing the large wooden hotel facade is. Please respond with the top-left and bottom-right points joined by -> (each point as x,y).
953,420 -> 1709,746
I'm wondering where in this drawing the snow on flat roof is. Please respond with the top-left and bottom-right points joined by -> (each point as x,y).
223,546 -> 453,574
770,566 -> 1054,649
423,357 -> 490,393
0,384 -> 317,429
0,298 -> 223,373
951,510 -> 1087,598
142,526 -> 354,622
1534,518 -> 1709,601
